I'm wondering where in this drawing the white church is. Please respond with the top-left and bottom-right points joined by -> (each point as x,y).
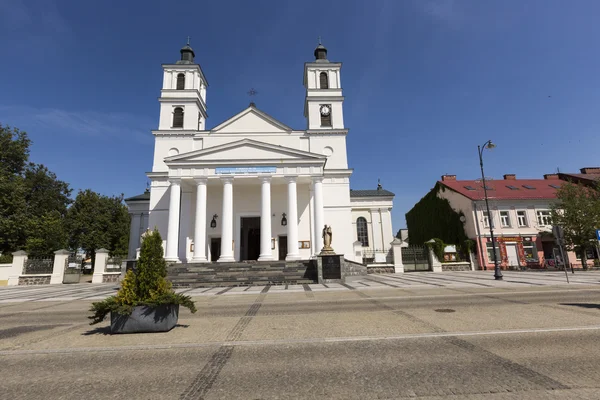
125,41 -> 395,264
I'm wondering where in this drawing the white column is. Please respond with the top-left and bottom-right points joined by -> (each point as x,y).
165,179 -> 181,262
128,213 -> 142,259
191,178 -> 208,262
258,177 -> 273,261
286,177 -> 300,260
309,185 -> 316,257
313,177 -> 324,253
218,177 -> 235,262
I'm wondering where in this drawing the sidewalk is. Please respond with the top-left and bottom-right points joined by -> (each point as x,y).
0,271 -> 597,303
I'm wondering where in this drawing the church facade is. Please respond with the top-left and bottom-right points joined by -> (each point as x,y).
125,42 -> 395,264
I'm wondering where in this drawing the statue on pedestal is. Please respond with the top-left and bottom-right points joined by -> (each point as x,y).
320,225 -> 335,254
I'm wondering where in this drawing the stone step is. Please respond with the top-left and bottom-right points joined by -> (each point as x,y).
166,259 -> 317,288
171,279 -> 316,288
169,266 -> 310,273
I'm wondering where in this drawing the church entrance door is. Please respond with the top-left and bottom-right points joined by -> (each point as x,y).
278,236 -> 288,261
210,238 -> 221,262
240,217 -> 261,261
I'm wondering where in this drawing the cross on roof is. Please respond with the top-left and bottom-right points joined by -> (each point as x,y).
318,36 -> 322,45
247,88 -> 258,97
186,36 -> 191,45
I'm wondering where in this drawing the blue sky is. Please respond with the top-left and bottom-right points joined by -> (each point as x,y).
2,0 -> 600,233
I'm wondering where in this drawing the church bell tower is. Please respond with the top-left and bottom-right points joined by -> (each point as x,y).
157,40 -> 209,131
303,40 -> 345,131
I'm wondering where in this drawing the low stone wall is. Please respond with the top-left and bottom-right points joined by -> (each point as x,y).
102,273 -> 121,283
344,259 -> 368,276
367,266 -> 395,274
441,262 -> 471,272
19,275 -> 51,285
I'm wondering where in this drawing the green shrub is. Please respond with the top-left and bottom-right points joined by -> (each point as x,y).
89,229 -> 196,325
0,253 -> 13,263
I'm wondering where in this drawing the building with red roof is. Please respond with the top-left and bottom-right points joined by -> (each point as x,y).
406,172 -> 597,271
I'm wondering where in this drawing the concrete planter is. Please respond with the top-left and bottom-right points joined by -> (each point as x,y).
110,304 -> 179,334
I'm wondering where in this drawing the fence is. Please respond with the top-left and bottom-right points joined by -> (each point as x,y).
362,249 -> 393,265
106,257 -> 123,272
23,258 -> 54,275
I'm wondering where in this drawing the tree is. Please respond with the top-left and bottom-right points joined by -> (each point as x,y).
66,190 -> 130,261
550,182 -> 600,270
0,124 -> 71,256
89,229 -> 196,325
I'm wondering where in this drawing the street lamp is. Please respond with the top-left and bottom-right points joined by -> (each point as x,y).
478,140 -> 503,280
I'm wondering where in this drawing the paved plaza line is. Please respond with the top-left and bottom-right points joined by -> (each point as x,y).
1,286 -> 600,306
2,325 -> 600,357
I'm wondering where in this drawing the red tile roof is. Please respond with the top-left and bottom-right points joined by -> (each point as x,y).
440,178 -> 564,201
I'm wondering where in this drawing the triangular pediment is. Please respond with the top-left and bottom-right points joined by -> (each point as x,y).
210,106 -> 293,133
165,139 -> 325,164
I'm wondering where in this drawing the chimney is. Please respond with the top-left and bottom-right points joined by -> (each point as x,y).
441,175 -> 456,181
544,174 -> 559,180
503,174 -> 516,180
580,167 -> 600,175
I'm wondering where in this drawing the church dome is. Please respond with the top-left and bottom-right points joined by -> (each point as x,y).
177,43 -> 195,64
314,43 -> 328,62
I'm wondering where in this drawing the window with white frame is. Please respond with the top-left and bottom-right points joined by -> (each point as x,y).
517,211 -> 528,227
500,211 -> 510,227
536,210 -> 552,226
486,242 -> 501,263
482,211 -> 491,228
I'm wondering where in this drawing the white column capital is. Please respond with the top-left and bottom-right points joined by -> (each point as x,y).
259,176 -> 272,183
312,176 -> 324,184
220,176 -> 234,184
168,178 -> 181,185
194,177 -> 208,185
285,176 -> 298,183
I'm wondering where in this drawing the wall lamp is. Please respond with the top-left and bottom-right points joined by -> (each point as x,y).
210,214 -> 218,229
281,213 -> 287,226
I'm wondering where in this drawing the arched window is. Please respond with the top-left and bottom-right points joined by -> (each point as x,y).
176,73 -> 185,90
356,217 -> 369,247
173,107 -> 184,128
320,72 -> 329,89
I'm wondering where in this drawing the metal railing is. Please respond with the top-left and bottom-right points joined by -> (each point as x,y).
23,258 -> 53,274
106,257 -> 123,272
362,249 -> 394,265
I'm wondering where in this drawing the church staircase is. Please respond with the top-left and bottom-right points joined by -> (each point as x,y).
167,260 -> 317,288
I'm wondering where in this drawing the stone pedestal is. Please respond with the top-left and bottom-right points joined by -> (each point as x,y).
317,254 -> 344,284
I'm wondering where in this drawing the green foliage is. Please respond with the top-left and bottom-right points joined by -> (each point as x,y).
25,211 -> 68,257
425,238 -> 446,262
405,183 -> 469,252
66,189 -> 130,260
0,124 -> 31,176
0,124 -> 72,256
0,253 -> 12,263
550,181 -> 600,270
89,229 -> 196,325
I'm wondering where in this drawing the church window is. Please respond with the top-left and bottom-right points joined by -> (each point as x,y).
320,72 -> 329,89
176,73 -> 185,90
173,107 -> 184,128
356,217 -> 369,247
321,113 -> 332,127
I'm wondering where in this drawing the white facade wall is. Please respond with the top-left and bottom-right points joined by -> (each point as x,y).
128,45 -> 394,263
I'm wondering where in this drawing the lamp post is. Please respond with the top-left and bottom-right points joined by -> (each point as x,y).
478,140 -> 503,280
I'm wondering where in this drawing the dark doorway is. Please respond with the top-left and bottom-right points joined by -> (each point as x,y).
240,217 -> 261,261
278,235 -> 288,261
210,238 -> 221,262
